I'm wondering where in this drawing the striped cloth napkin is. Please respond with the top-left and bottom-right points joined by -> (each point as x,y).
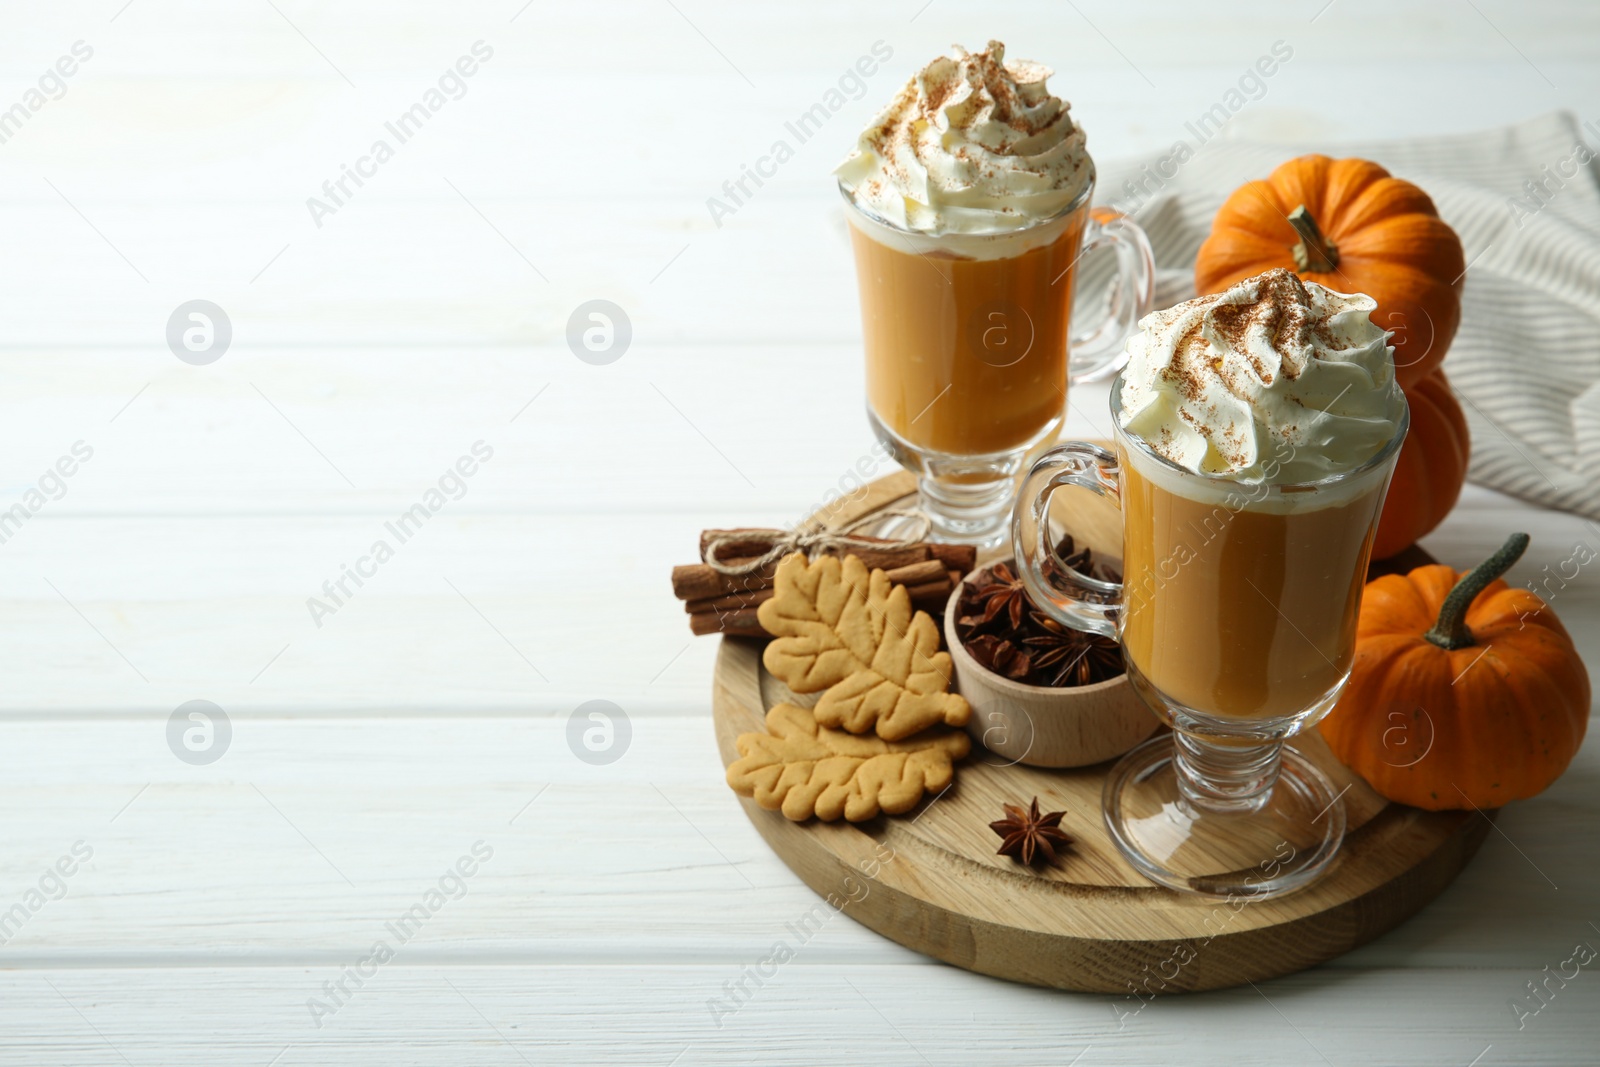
1092,111 -> 1600,519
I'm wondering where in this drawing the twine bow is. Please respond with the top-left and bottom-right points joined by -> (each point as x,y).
701,510 -> 933,576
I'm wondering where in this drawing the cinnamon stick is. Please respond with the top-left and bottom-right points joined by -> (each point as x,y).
687,570 -> 955,637
906,576 -> 953,602
700,529 -> 975,575
683,559 -> 947,614
684,563 -> 947,639
671,558 -> 778,603
926,542 -> 978,576
811,543 -> 929,572
672,544 -> 928,602
885,558 -> 948,589
685,585 -> 776,616
698,528 -> 793,561
689,607 -> 766,637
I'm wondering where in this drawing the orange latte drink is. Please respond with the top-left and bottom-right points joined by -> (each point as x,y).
845,207 -> 1088,457
836,41 -> 1149,543
1113,269 -> 1407,728
1118,449 -> 1386,722
1012,268 -> 1408,900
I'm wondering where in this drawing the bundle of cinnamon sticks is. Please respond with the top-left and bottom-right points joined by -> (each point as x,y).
673,528 -> 977,637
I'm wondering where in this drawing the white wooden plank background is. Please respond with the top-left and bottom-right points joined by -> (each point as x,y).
1,1 -> 1597,1063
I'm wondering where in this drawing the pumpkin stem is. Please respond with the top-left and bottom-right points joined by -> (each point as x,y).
1423,533 -> 1531,651
1288,205 -> 1340,273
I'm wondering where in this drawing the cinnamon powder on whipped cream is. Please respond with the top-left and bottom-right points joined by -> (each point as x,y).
835,40 -> 1093,235
1119,268 -> 1405,481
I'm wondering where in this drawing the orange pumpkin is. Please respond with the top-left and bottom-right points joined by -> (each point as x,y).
1372,370 -> 1471,560
1320,534 -> 1589,810
1195,155 -> 1465,387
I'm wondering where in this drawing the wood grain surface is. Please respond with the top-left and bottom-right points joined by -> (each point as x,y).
713,476 -> 1490,993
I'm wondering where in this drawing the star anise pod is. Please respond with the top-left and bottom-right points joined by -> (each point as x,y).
1044,535 -> 1122,586
957,560 -> 1029,634
955,551 -> 1126,688
962,633 -> 1032,682
989,797 -> 1072,866
1021,611 -> 1124,687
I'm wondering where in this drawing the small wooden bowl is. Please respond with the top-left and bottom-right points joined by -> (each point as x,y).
944,565 -> 1158,768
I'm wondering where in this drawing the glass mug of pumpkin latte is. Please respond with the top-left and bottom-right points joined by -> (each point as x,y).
836,42 -> 1154,545
1013,269 -> 1408,900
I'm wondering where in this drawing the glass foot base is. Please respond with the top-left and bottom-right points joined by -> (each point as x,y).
1102,735 -> 1347,901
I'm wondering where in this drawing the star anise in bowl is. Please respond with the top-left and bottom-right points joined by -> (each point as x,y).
958,560 -> 1029,633
1045,535 -> 1122,585
1021,611 -> 1124,688
952,540 -> 1125,689
960,633 -> 1032,682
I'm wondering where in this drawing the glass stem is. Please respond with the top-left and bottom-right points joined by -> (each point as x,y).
1172,732 -> 1283,814
917,473 -> 1013,544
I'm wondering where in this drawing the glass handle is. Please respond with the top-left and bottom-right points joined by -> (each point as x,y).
1011,442 -> 1123,638
1067,207 -> 1156,385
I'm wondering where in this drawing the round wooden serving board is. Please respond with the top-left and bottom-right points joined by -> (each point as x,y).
711,471 -> 1491,994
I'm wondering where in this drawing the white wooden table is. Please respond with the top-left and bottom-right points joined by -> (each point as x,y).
2,1 -> 1597,1063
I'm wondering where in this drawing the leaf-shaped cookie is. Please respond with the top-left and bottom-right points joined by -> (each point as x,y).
727,703 -> 971,822
757,553 -> 970,740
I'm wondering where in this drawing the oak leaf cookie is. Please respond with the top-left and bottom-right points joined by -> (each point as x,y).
727,703 -> 971,822
756,553 -> 970,740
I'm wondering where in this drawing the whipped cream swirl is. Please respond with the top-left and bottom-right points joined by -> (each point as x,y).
1118,269 -> 1406,483
835,40 -> 1092,234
